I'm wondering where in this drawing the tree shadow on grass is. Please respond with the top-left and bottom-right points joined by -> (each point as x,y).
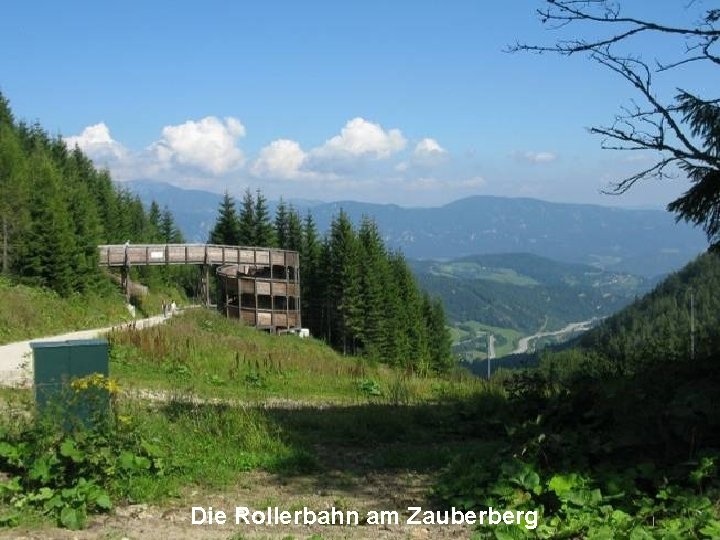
153,391 -> 510,506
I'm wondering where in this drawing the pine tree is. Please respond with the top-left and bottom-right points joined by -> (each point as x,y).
148,201 -> 162,241
160,206 -> 184,243
20,151 -> 77,295
238,188 -> 255,245
286,206 -> 303,252
254,189 -> 275,247
300,212 -> 322,335
358,216 -> 387,358
209,191 -> 241,245
274,198 -> 289,248
0,121 -> 29,275
424,294 -> 453,373
328,211 -> 362,354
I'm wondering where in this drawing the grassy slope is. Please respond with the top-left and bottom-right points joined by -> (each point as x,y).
0,277 -> 131,345
0,276 -> 189,345
0,308 -> 491,529
2,303 -> 718,537
110,309 -> 484,404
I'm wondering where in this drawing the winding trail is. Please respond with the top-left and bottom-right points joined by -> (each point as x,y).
0,312 -> 181,388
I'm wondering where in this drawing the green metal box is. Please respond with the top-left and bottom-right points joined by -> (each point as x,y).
30,339 -> 109,423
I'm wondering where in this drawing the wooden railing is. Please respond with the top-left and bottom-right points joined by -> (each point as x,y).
97,244 -> 299,268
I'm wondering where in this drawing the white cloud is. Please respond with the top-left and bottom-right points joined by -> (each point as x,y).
414,137 -> 446,157
312,117 -> 406,160
251,139 -> 308,179
517,151 -> 557,164
151,116 -> 246,174
63,123 -> 126,160
457,176 -> 486,188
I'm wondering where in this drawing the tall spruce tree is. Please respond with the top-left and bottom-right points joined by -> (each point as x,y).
160,206 -> 184,243
254,189 -> 275,247
286,206 -> 303,252
0,120 -> 29,275
358,216 -> 387,358
238,188 -> 255,245
300,212 -> 322,336
209,191 -> 241,245
274,198 -> 289,248
148,201 -> 162,241
328,210 -> 362,354
20,152 -> 77,295
423,294 -> 454,373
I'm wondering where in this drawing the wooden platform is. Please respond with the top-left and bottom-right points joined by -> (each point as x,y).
98,243 -> 302,332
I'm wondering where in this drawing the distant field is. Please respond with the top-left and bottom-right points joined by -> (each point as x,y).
432,262 -> 540,286
451,320 -> 523,359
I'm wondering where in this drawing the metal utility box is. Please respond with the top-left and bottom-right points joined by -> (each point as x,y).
30,339 -> 109,419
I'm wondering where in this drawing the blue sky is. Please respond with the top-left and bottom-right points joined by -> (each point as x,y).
1,0 -> 714,207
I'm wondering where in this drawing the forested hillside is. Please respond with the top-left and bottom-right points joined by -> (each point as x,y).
207,191 -> 454,373
0,93 -> 185,297
573,252 -> 720,372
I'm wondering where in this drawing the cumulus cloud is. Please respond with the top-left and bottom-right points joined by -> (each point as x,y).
516,151 -> 557,164
251,139 -> 308,179
63,123 -> 127,161
414,137 -> 446,157
151,116 -> 246,174
312,117 -> 406,160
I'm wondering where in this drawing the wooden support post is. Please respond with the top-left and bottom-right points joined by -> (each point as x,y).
121,266 -> 130,302
285,264 -> 290,330
204,264 -> 210,306
296,266 -> 301,329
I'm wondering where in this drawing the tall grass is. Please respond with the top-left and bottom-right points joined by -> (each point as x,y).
109,309 -> 488,404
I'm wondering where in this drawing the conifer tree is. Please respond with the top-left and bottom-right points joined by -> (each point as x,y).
0,120 -> 29,275
300,212 -> 322,336
160,206 -> 184,243
254,189 -> 275,247
328,210 -> 362,354
20,152 -> 77,295
274,198 -> 289,248
238,188 -> 255,245
423,293 -> 454,373
148,201 -> 162,241
286,206 -> 303,252
209,191 -> 241,245
358,216 -> 387,357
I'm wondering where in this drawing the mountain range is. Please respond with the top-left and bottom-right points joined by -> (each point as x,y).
125,180 -> 708,277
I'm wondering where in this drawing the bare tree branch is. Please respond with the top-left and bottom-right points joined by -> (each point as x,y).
511,0 -> 720,249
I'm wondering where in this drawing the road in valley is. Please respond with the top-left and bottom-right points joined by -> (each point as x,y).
511,319 -> 596,355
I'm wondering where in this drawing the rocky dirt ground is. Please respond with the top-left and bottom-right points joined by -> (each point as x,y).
1,471 -> 472,540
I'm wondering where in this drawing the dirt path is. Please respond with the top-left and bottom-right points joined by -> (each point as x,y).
0,311 -> 183,389
2,471 -> 471,540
